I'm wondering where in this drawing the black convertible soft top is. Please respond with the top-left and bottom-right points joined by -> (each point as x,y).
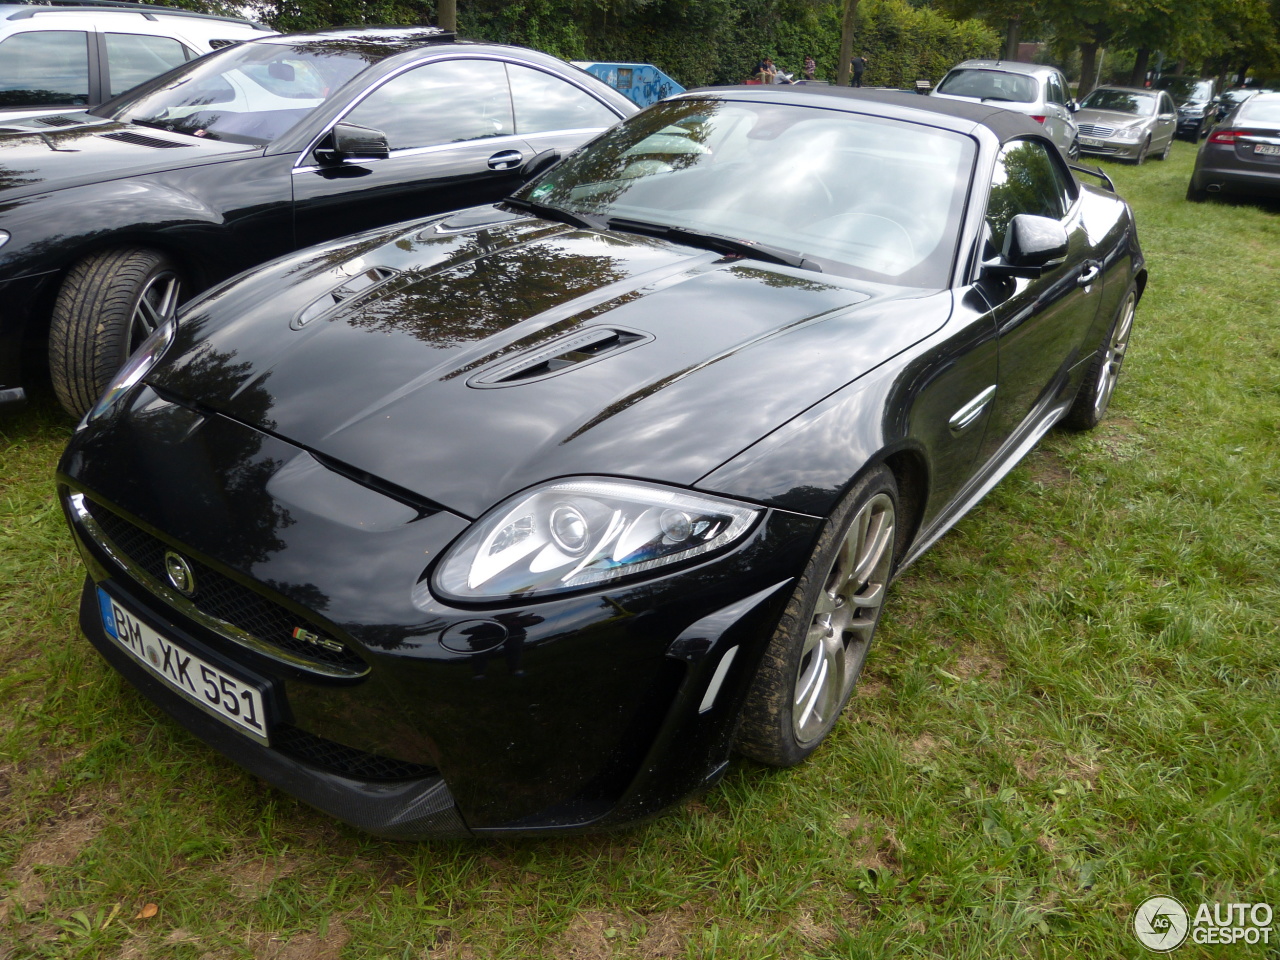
687,85 -> 1045,141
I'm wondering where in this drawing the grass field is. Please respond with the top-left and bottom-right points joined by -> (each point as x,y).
1,140 -> 1277,960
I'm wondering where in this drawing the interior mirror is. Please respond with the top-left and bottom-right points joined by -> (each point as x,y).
982,214 -> 1068,279
520,147 -> 560,181
318,122 -> 390,164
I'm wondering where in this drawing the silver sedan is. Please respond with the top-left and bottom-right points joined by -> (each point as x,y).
1075,87 -> 1177,164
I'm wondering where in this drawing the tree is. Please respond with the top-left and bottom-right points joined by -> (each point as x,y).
836,0 -> 860,85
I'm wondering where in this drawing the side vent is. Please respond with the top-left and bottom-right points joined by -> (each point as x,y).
468,326 -> 653,388
100,131 -> 186,149
291,267 -> 399,329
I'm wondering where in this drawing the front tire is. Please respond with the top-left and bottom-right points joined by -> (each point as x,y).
48,249 -> 184,419
735,466 -> 898,766
1061,287 -> 1135,431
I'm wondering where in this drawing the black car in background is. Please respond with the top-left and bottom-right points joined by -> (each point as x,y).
0,27 -> 635,415
1187,92 -> 1280,201
59,87 -> 1146,837
1153,75 -> 1219,140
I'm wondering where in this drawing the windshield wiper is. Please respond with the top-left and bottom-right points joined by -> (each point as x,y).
604,217 -> 820,272
502,197 -> 606,230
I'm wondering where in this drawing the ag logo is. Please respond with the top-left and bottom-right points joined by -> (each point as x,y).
1135,896 -> 1189,952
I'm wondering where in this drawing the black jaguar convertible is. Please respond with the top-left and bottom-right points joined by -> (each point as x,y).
58,87 -> 1145,837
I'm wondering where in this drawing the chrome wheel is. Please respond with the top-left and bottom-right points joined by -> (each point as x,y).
791,491 -> 895,744
129,270 -> 182,354
1094,292 -> 1135,419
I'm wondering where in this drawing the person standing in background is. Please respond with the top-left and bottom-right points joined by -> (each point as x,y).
803,55 -> 816,81
850,52 -> 868,87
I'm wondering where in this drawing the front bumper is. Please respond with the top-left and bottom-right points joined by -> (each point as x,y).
1078,138 -> 1146,160
60,389 -> 819,836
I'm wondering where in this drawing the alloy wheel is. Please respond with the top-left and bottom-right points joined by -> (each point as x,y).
792,492 -> 895,744
1095,293 -> 1135,419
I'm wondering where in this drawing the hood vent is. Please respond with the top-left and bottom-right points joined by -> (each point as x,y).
100,130 -> 187,149
292,266 -> 400,329
35,115 -> 77,127
468,326 -> 653,388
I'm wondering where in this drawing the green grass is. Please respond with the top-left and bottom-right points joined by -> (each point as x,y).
2,141 -> 1278,959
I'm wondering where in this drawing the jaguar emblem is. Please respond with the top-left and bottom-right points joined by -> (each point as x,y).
164,551 -> 196,596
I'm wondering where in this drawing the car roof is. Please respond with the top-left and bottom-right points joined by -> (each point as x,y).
1088,85 -> 1159,96
684,85 -> 1045,141
0,1 -> 266,28
950,59 -> 1060,79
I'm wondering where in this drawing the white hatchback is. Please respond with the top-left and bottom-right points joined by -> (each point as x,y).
0,1 -> 274,122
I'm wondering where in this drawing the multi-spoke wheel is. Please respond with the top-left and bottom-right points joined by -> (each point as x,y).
49,249 -> 185,418
736,465 -> 898,766
1061,286 -> 1136,431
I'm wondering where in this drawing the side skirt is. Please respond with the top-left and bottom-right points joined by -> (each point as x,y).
895,392 -> 1072,576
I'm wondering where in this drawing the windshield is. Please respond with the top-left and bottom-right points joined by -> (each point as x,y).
1238,98 -> 1280,124
1081,89 -> 1156,116
937,69 -> 1037,103
1156,77 -> 1214,102
516,98 -> 975,288
98,41 -> 373,145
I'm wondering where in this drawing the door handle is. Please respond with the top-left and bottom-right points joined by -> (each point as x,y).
1077,262 -> 1101,287
949,384 -> 996,434
487,150 -> 524,171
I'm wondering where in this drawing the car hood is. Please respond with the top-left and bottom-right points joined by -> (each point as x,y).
1076,108 -> 1148,126
151,207 -> 951,518
0,117 -> 253,200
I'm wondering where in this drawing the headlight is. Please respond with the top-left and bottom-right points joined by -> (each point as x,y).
431,478 -> 761,601
0,230 -> 10,250
1112,124 -> 1144,142
79,317 -> 177,428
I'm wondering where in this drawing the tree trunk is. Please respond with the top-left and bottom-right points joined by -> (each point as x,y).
1129,47 -> 1150,87
837,0 -> 860,87
438,0 -> 456,32
1077,41 -> 1099,98
1237,63 -> 1251,86
1004,17 -> 1021,61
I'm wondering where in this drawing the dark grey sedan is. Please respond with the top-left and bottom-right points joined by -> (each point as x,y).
1187,93 -> 1280,201
1074,87 -> 1176,164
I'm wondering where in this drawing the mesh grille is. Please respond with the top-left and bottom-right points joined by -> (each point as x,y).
35,115 -> 77,127
83,499 -> 366,673
273,725 -> 437,782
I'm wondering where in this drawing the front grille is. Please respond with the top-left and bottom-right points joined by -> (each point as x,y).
273,725 -> 437,782
79,497 -> 367,676
1077,123 -> 1116,138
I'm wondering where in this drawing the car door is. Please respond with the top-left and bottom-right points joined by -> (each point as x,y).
505,60 -> 627,160
973,138 -> 1105,462
291,57 -> 537,249
1155,92 -> 1178,147
1044,73 -> 1076,154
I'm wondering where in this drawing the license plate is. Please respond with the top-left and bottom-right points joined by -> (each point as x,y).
98,588 -> 270,744
1079,136 -> 1105,147
1254,143 -> 1280,156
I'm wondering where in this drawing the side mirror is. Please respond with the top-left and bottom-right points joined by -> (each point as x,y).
317,121 -> 390,164
982,214 -> 1068,279
1067,98 -> 1080,112
520,147 -> 560,181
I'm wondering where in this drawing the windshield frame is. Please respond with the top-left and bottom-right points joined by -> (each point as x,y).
89,38 -> 381,147
514,96 -> 979,290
